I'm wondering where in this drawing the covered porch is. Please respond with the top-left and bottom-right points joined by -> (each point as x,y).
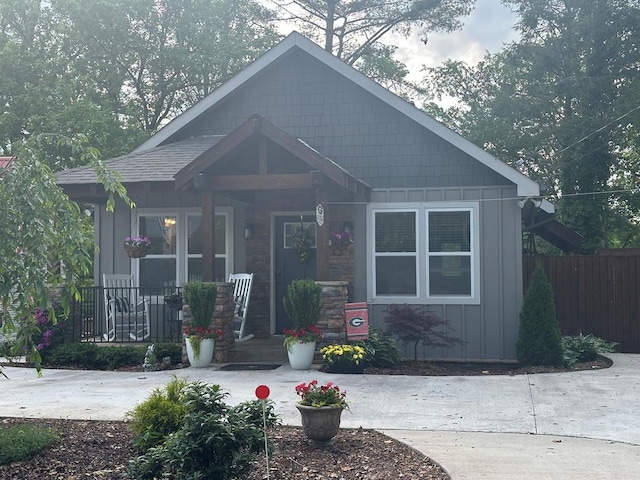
174,114 -> 370,338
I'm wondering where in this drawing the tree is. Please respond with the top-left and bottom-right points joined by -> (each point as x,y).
424,0 -> 640,252
0,0 -> 280,162
384,304 -> 464,361
516,265 -> 563,366
0,135 -> 130,375
56,0 -> 280,134
270,0 -> 474,98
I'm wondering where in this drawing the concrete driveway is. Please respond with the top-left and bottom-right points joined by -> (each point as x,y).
1,353 -> 639,479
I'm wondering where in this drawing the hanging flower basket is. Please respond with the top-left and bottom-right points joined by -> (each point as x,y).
124,244 -> 150,258
124,236 -> 152,258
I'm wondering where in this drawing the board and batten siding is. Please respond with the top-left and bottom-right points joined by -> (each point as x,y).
363,186 -> 523,361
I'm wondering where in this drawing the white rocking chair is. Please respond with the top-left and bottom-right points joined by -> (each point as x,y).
229,273 -> 254,342
102,274 -> 151,342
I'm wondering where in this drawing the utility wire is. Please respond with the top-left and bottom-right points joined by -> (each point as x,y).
558,104 -> 640,154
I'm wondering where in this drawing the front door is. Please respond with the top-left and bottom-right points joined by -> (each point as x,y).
275,214 -> 317,332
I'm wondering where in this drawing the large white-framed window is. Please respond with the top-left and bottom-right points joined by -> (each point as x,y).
369,202 -> 480,304
134,208 -> 232,291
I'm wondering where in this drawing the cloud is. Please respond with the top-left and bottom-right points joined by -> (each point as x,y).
392,0 -> 518,81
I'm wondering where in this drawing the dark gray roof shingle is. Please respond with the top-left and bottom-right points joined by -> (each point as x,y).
56,136 -> 223,185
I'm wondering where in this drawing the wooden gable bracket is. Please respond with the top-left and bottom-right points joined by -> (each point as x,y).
174,114 -> 370,202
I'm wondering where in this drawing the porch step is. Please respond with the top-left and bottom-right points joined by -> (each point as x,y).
228,336 -> 289,364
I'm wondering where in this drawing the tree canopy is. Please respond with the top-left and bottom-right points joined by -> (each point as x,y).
0,0 -> 280,164
424,0 -> 640,252
0,135 -> 131,374
270,0 -> 474,99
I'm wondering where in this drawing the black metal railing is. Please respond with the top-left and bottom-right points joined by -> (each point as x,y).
68,286 -> 183,343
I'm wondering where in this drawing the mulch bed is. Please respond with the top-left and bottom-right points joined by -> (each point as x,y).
363,355 -> 612,376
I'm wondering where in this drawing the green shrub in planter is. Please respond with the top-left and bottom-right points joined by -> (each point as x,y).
182,282 -> 217,329
282,279 -> 322,329
517,265 -> 564,366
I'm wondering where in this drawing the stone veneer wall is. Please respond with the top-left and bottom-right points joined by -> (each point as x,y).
316,281 -> 349,350
182,282 -> 235,363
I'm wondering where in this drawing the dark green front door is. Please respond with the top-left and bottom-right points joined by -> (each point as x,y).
274,214 -> 317,333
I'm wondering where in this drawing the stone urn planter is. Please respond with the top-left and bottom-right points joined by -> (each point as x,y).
185,337 -> 215,368
287,340 -> 317,370
296,404 -> 344,442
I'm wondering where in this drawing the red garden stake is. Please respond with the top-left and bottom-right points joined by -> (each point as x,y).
255,385 -> 271,479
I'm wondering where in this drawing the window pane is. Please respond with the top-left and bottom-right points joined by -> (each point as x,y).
284,222 -> 316,249
140,216 -> 176,254
429,211 -> 470,252
375,212 -> 416,252
376,256 -> 416,295
215,216 -> 226,254
189,214 -> 226,254
140,258 -> 176,291
187,258 -> 226,283
429,256 -> 471,295
188,215 -> 202,255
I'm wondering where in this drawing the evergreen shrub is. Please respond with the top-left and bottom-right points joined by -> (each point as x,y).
517,265 -> 564,366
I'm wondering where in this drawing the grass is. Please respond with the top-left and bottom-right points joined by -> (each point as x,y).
0,424 -> 59,464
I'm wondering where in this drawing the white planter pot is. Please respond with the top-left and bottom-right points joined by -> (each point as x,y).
287,340 -> 316,370
186,337 -> 215,368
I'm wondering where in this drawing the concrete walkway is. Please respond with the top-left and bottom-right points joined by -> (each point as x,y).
1,353 -> 639,479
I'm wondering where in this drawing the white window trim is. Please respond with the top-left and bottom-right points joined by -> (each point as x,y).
132,207 -> 233,292
367,202 -> 480,305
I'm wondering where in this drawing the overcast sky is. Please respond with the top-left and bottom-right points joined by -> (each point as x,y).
393,0 -> 519,82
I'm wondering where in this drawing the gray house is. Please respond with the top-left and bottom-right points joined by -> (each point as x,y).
58,32 -> 549,360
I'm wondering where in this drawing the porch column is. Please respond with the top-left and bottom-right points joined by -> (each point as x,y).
315,189 -> 330,281
201,188 -> 216,281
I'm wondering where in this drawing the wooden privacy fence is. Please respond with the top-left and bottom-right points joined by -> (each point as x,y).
523,255 -> 640,353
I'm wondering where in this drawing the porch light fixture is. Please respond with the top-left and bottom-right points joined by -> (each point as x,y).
245,224 -> 253,239
194,173 -> 211,191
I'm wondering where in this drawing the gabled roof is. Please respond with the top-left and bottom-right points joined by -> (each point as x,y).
0,156 -> 12,169
57,136 -> 223,185
135,32 -> 540,197
175,114 -> 371,200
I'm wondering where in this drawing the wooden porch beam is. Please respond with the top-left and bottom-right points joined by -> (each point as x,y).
210,173 -> 312,191
316,191 -> 329,281
201,189 -> 216,282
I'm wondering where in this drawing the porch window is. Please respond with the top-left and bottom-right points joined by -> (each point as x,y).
138,215 -> 177,291
135,210 -> 230,291
370,203 -> 479,304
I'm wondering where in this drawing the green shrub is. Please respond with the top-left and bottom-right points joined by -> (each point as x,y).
127,376 -> 189,451
356,328 -> 401,367
44,343 -> 146,370
517,265 -> 564,366
95,346 -> 145,369
44,342 -> 99,368
183,282 -> 217,329
152,342 -> 182,365
128,381 -> 279,480
0,424 -> 59,464
282,279 -> 323,329
563,334 -> 617,367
